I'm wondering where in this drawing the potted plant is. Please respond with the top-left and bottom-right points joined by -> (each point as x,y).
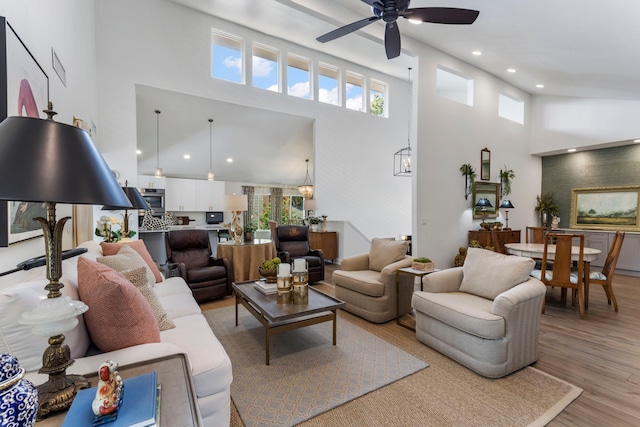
460,163 -> 477,200
258,257 -> 281,283
305,216 -> 323,231
412,257 -> 434,272
500,166 -> 515,197
244,223 -> 258,241
535,193 -> 559,226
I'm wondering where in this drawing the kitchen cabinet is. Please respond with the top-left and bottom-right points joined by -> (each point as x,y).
196,180 -> 225,211
137,175 -> 165,189
309,231 -> 338,262
165,178 -> 197,211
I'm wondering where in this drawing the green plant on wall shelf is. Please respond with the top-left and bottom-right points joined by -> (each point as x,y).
460,163 -> 477,200
500,166 -> 515,197
535,192 -> 559,226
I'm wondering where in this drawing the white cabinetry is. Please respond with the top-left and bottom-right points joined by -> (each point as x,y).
137,175 -> 165,189
165,178 -> 197,211
616,233 -> 640,272
195,180 -> 225,211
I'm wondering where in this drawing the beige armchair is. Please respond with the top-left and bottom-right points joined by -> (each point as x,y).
413,248 -> 546,378
333,238 -> 412,323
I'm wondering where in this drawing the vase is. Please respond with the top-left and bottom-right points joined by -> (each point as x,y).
0,354 -> 38,427
310,224 -> 319,232
540,211 -> 549,227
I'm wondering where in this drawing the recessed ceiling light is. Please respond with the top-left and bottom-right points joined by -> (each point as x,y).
227,158 -> 233,163
183,154 -> 191,159
472,51 -> 482,56
536,84 -> 545,88
136,149 -> 142,155
408,19 -> 422,25
567,148 -> 577,153
634,139 -> 640,143
507,68 -> 516,73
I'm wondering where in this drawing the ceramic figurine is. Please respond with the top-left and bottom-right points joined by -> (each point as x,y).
551,216 -> 560,229
92,360 -> 123,416
0,354 -> 38,427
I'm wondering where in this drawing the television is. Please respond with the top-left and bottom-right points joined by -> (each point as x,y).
206,211 -> 224,224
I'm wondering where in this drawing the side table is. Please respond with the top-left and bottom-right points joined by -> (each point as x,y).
395,267 -> 440,331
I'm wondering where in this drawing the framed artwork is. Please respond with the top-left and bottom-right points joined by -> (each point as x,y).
570,186 -> 640,231
0,16 -> 49,246
473,182 -> 500,219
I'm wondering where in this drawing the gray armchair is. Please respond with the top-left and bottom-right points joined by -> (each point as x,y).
412,248 -> 546,378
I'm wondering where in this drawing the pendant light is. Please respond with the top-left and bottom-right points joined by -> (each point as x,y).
207,118 -> 215,181
298,159 -> 314,199
394,68 -> 412,177
154,109 -> 163,178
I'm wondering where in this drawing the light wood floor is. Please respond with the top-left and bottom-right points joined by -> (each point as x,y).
205,266 -> 640,426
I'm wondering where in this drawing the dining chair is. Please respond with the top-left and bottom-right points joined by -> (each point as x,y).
491,229 -> 509,254
531,233 -> 585,319
526,226 -> 549,243
586,231 -> 625,311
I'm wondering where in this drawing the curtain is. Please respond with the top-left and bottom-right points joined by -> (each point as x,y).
270,187 -> 283,224
242,185 -> 255,226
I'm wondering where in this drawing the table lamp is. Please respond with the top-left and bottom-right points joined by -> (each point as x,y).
102,180 -> 149,240
0,107 -> 131,419
499,199 -> 515,230
475,197 -> 493,223
224,194 -> 248,244
304,198 -> 317,217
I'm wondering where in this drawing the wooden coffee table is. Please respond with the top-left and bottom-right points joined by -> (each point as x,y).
232,281 -> 346,365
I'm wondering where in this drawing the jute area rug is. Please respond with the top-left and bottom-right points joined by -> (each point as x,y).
204,303 -> 428,427
205,283 -> 582,427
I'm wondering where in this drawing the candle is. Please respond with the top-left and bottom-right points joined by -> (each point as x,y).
293,258 -> 307,272
278,263 -> 290,277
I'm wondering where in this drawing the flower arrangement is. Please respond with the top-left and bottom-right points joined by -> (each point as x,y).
305,216 -> 324,225
95,216 -> 136,242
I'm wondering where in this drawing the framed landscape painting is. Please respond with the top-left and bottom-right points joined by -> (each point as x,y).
0,17 -> 49,246
570,186 -> 640,231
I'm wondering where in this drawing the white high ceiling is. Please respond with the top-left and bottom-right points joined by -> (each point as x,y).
137,0 -> 640,183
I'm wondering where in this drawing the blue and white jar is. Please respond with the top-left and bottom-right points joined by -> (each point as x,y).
0,354 -> 38,427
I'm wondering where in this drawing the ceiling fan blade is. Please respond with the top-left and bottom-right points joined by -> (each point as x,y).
384,22 -> 401,59
317,15 -> 380,43
403,7 -> 480,25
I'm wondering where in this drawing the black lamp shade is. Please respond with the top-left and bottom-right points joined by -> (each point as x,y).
0,117 -> 131,207
103,186 -> 148,210
475,198 -> 493,209
499,200 -> 515,209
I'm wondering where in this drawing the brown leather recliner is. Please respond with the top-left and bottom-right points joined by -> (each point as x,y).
165,229 -> 233,303
274,225 -> 324,283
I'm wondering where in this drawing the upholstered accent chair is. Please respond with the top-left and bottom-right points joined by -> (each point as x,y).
413,248 -> 546,378
274,225 -> 325,283
333,238 -> 413,323
165,229 -> 233,303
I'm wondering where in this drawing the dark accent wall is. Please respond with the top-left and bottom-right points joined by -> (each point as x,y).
542,144 -> 640,228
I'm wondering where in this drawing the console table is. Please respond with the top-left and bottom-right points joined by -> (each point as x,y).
468,229 -> 521,248
309,231 -> 337,262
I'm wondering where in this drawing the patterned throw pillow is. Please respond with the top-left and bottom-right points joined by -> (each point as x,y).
120,267 -> 176,331
77,257 -> 160,352
100,240 -> 163,283
97,245 -> 155,287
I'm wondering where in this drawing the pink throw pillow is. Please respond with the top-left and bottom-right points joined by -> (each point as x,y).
77,257 -> 160,352
100,240 -> 163,283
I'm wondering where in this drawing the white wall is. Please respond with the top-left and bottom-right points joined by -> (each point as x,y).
530,96 -> 640,154
94,0 -> 412,247
0,0 -> 97,287
411,42 -> 542,269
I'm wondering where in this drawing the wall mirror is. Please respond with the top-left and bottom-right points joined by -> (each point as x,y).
473,182 -> 500,219
480,147 -> 491,181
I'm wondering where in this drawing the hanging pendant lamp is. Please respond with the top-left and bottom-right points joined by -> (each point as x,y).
154,109 -> 163,178
298,159 -> 314,199
207,118 -> 215,181
394,68 -> 412,177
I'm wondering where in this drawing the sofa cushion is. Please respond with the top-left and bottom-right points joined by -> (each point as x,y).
77,257 -> 160,352
97,244 -> 155,287
121,267 -> 176,331
460,248 -> 535,300
332,270 -> 384,297
153,277 -> 194,297
100,240 -> 163,283
0,278 -> 91,372
368,238 -> 409,272
412,291 -> 505,339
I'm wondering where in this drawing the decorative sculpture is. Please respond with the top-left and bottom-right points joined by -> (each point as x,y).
92,360 -> 123,418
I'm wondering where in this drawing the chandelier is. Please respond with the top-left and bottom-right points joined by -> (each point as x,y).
298,159 -> 314,199
394,68 -> 413,177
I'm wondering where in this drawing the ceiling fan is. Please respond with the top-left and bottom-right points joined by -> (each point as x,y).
316,0 -> 480,59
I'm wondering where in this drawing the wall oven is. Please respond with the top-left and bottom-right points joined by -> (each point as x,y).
138,188 -> 165,226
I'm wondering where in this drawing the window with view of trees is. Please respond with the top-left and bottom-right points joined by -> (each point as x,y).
370,79 -> 386,116
253,193 -> 304,229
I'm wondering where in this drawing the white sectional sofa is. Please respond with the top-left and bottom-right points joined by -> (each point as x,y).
0,240 -> 232,426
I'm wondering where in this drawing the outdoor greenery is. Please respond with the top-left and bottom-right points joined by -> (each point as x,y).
257,195 -> 304,229
370,94 -> 384,116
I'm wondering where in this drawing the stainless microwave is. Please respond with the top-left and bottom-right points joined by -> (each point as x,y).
139,188 -> 165,216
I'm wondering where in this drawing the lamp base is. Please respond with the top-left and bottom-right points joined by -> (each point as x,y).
36,335 -> 89,420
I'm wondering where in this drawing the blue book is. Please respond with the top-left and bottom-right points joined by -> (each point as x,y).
63,371 -> 158,427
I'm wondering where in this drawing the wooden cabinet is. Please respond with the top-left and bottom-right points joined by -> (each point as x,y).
309,231 -> 337,261
468,229 -> 521,248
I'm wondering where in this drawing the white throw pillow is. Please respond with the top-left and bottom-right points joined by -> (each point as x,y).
460,247 -> 535,300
